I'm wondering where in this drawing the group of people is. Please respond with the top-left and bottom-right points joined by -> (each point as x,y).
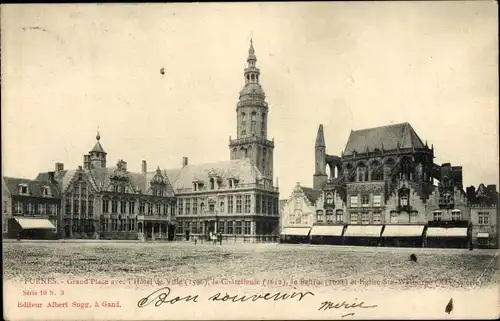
193,232 -> 222,245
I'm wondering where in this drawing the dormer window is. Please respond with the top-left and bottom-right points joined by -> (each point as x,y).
228,179 -> 233,189
42,186 -> 51,197
113,185 -> 119,193
451,209 -> 461,221
19,184 -> 29,195
210,178 -> 215,190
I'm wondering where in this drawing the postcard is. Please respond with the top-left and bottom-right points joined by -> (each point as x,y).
2,2 -> 499,320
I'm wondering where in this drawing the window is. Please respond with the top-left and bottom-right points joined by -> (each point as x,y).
262,196 -> 268,215
361,212 -> 370,224
102,200 -> 109,213
451,210 -> 461,221
251,112 -> 256,133
336,210 -> 344,223
43,187 -> 50,197
178,199 -> 183,216
185,199 -> 191,215
15,202 -> 22,214
390,211 -> 398,223
316,210 -> 324,223
155,203 -> 161,215
235,221 -> 242,235
163,204 -> 168,215
236,195 -> 242,213
113,185 -> 119,193
326,209 -> 333,223
209,203 -> 215,213
244,221 -> 251,235
81,200 -> 87,215
147,203 -> 153,215
361,195 -> 370,207
200,202 -> 205,214
244,195 -> 251,213
3,201 -> 7,214
139,202 -> 145,214
326,193 -> 334,205
350,196 -> 358,208
228,179 -> 233,189
256,195 -> 261,214
73,200 -> 79,214
112,219 -> 118,231
88,201 -> 93,215
410,210 -> 418,223
121,186 -> 126,194
442,192 -> 452,205
170,203 -> 176,216
373,212 -> 381,224
478,212 -> 490,225
38,204 -> 44,215
81,184 -> 87,195
399,194 -> 409,206
210,178 -> 215,190
111,200 -> 118,213
227,221 -> 234,234
433,210 -> 442,221
190,198 -> 196,214
228,196 -> 234,214
373,195 -> 382,207
128,201 -> 135,214
19,185 -> 29,195
120,201 -> 126,214
350,212 -> 358,224
219,201 -> 224,213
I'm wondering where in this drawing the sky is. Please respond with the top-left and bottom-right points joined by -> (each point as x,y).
1,2 -> 498,199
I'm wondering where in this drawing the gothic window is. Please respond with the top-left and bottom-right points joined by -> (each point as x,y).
400,157 -> 414,180
371,161 -> 384,180
442,192 -> 452,205
357,163 -> 368,182
316,210 -> 324,223
251,112 -> 256,133
326,193 -> 334,205
241,112 -> 247,135
326,209 -> 333,223
336,209 -> 344,223
433,210 -> 442,221
399,188 -> 409,207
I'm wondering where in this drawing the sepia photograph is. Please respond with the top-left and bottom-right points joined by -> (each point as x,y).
2,2 -> 499,320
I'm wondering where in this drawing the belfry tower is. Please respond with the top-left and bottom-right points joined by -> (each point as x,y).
229,39 -> 275,187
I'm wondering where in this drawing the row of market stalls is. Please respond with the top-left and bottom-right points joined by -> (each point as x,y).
280,221 -> 471,249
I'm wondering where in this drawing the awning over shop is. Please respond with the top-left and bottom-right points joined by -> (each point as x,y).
344,225 -> 383,237
15,218 -> 56,230
477,232 -> 490,238
280,227 -> 311,236
382,225 -> 425,237
310,225 -> 344,237
426,227 -> 468,238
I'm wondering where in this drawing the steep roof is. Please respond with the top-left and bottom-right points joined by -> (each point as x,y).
3,177 -> 61,198
343,122 -> 425,156
164,158 -> 263,191
90,141 -> 106,154
315,124 -> 325,147
301,186 -> 323,204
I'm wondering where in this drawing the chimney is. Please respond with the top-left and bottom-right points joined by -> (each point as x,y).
48,171 -> 55,182
83,155 -> 90,170
182,157 -> 188,167
55,162 -> 64,172
142,160 -> 147,174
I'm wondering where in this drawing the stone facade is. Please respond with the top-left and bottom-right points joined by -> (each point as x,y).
467,184 -> 499,248
2,176 -> 60,239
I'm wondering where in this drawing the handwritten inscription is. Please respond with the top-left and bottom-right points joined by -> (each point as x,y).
137,287 -> 315,307
318,299 -> 378,317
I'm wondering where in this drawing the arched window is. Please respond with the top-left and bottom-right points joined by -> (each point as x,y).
326,209 -> 333,222
326,193 -> 334,205
241,113 -> 247,135
400,157 -> 414,180
316,210 -> 324,223
357,163 -> 367,182
399,193 -> 409,206
251,112 -> 257,133
210,178 -> 215,190
335,209 -> 344,223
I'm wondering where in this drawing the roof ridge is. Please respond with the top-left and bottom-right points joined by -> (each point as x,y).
351,122 -> 409,132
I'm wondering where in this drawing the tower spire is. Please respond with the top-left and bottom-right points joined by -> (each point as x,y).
315,124 -> 325,147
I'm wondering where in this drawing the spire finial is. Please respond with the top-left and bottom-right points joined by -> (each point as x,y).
96,126 -> 100,141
